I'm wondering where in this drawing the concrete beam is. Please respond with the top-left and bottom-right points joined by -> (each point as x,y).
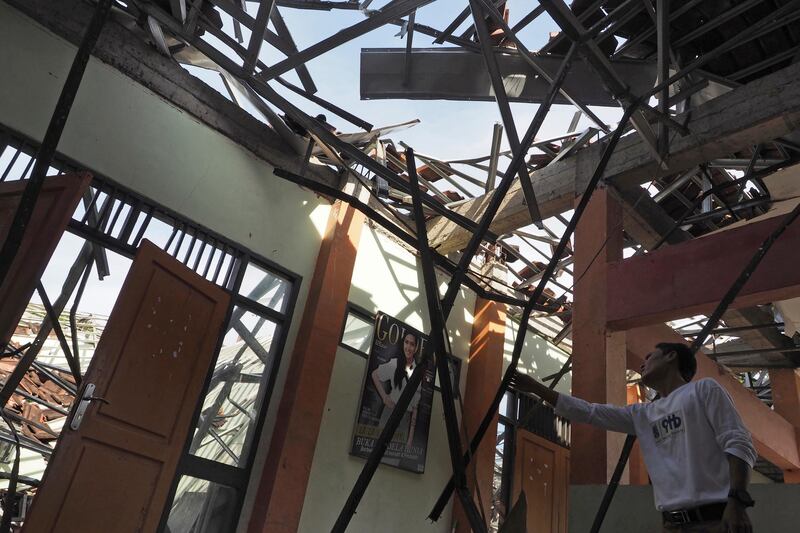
610,185 -> 797,367
5,0 -> 338,188
609,182 -> 692,249
606,215 -> 800,330
627,324 -> 800,470
428,60 -> 800,254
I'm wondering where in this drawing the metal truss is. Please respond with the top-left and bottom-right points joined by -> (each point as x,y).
5,0 -> 800,531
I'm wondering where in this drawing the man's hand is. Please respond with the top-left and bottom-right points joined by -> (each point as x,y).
511,371 -> 560,407
720,500 -> 752,533
383,397 -> 396,410
723,455 -> 753,532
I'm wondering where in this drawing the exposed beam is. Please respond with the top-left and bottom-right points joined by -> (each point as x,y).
609,182 -> 692,249
243,0 -> 276,74
360,47 -> 656,107
259,0 -> 431,81
427,59 -> 800,254
656,0 -> 670,156
469,0 -> 541,225
607,215 -> 800,330
539,0 -> 665,164
6,0 -> 338,188
718,308 -> 799,367
209,0 -> 316,92
269,7 -> 317,93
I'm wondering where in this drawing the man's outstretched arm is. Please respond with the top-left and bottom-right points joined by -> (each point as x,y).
512,371 -> 635,435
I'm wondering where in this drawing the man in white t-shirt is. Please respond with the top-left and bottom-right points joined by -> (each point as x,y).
514,342 -> 756,532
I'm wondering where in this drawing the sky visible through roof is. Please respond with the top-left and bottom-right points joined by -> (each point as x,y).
181,1 -> 631,308
194,1 -> 626,161
28,1 -> 634,322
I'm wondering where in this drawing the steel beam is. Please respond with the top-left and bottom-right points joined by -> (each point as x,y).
433,5 -> 471,44
468,0 -> 541,226
612,0 -> 704,58
243,0 -> 276,73
485,123 -> 503,193
271,168 -> 526,308
430,103 -> 640,522
459,0 -> 612,131
656,0 -> 670,157
540,0 -> 666,166
270,7 -> 317,93
509,5 -> 546,36
439,43 -> 579,318
407,149 -> 487,532
259,0 -> 432,81
647,0 -> 800,99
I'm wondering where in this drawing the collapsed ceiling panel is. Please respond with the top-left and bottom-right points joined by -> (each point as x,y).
361,47 -> 657,106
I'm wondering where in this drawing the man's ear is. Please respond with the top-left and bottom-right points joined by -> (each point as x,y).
664,350 -> 678,363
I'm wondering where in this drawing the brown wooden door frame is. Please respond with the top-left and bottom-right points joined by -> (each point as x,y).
23,240 -> 231,532
0,172 -> 92,346
513,428 -> 570,533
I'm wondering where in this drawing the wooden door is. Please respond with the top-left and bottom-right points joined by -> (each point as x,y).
0,172 -> 92,345
23,240 -> 230,533
513,429 -> 569,533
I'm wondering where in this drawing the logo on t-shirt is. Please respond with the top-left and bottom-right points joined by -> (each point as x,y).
651,411 -> 684,443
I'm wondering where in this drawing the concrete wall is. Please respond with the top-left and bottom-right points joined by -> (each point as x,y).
0,4 -> 330,528
569,484 -> 800,533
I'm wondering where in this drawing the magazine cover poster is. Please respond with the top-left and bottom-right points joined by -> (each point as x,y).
350,312 -> 435,473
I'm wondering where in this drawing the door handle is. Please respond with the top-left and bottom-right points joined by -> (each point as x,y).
70,383 -> 110,430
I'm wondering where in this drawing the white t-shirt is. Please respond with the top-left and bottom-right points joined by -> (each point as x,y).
555,378 -> 757,511
375,358 -> 421,410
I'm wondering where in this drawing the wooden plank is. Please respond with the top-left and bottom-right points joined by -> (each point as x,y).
428,60 -> 800,254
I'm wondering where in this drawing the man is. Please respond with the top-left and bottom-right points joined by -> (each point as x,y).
514,342 -> 756,532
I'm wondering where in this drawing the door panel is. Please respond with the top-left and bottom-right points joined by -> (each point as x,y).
23,240 -> 230,533
514,429 -> 569,533
0,172 -> 92,345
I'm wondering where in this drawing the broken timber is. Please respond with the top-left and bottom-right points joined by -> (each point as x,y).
428,59 -> 800,254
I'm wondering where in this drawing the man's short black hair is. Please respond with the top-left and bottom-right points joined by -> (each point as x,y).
656,342 -> 696,382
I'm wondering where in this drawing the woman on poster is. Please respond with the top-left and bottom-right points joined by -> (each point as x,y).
371,331 -> 421,449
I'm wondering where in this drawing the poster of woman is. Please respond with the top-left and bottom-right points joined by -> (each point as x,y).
350,312 -> 435,473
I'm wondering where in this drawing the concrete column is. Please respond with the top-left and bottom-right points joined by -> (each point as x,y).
452,271 -> 507,532
572,188 -> 627,484
771,368 -> 800,483
247,200 -> 366,533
